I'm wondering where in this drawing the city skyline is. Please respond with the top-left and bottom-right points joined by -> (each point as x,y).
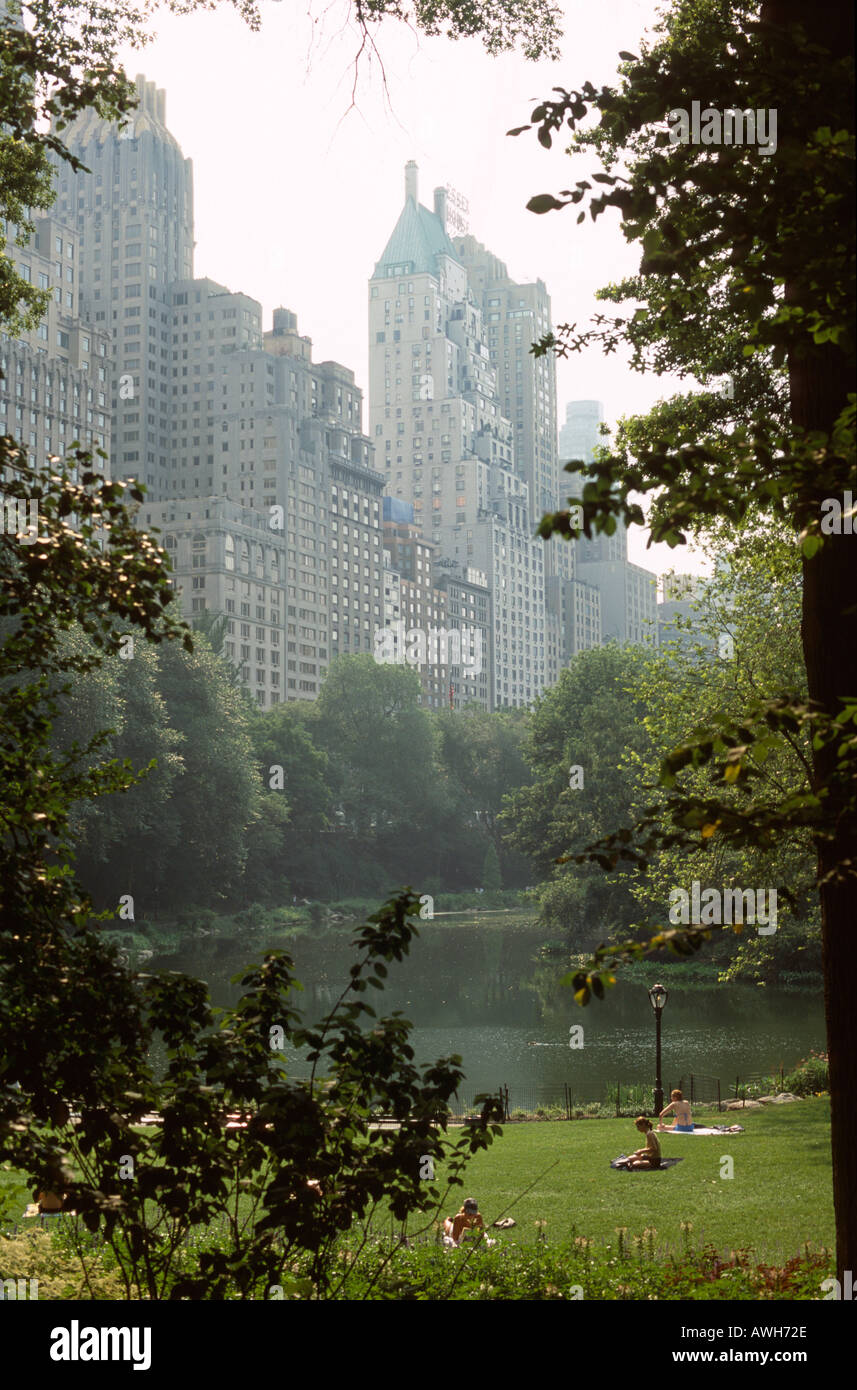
1,71 -> 679,713
111,1 -> 706,580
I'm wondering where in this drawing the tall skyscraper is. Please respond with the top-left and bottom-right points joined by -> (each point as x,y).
454,235 -> 573,684
54,76 -> 194,499
578,555 -> 658,646
454,236 -> 558,536
381,497 -> 449,708
138,300 -> 384,705
559,397 -> 657,643
560,399 -> 624,564
52,80 -> 383,708
560,399 -> 604,465
1,212 -> 112,481
368,164 -> 547,708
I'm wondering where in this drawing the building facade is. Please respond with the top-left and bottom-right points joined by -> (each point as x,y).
51,81 -> 384,708
139,302 -> 384,705
434,558 -> 493,710
54,75 -> 194,498
368,164 -> 548,708
561,397 -> 659,644
381,499 -> 450,708
576,556 -> 659,646
559,399 -> 604,467
1,212 -> 112,486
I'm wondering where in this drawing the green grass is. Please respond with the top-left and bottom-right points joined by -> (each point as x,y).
2,1100 -> 832,1271
1,1099 -> 833,1299
400,1098 -> 833,1264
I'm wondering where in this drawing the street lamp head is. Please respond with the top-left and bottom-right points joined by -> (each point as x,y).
648,982 -> 669,1012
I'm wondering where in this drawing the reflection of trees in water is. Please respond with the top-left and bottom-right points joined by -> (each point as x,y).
145,934 -> 825,1094
152,920 -> 540,1009
527,960 -> 578,1023
160,921 -> 547,1025
150,925 -> 825,1074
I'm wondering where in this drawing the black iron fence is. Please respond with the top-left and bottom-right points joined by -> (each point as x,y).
441,1070 -> 790,1120
448,1084 -> 573,1120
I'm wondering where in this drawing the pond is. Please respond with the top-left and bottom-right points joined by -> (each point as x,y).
147,911 -> 826,1106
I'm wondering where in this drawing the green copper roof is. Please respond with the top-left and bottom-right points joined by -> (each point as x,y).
373,197 -> 460,277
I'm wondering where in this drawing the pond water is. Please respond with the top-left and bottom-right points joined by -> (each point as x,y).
147,911 -> 826,1106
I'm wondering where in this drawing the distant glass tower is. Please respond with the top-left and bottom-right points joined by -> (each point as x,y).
559,399 -> 604,467
560,399 -> 625,564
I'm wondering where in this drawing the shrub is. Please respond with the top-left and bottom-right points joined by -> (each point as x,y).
782,1052 -> 829,1096
0,1228 -> 130,1300
320,1232 -> 834,1301
4,891 -> 503,1301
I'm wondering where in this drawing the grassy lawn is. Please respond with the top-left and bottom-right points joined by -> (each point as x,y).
404,1098 -> 833,1263
2,1098 -> 832,1267
0,1099 -> 833,1298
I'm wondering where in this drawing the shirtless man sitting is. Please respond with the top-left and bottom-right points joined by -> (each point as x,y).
443,1198 -> 486,1245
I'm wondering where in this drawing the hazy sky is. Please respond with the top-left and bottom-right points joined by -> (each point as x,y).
116,0 -> 706,577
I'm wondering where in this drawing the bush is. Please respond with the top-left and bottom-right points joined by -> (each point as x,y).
321,1231 -> 834,1301
782,1052 -> 829,1096
4,890 -> 504,1301
0,1228 -> 130,1300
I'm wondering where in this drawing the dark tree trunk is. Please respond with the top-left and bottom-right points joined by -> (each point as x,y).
761,0 -> 856,1283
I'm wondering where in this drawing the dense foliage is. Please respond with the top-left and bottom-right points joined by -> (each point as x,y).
511,0 -> 854,1273
51,642 -> 535,912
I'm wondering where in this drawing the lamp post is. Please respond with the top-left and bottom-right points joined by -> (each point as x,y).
648,983 -> 669,1117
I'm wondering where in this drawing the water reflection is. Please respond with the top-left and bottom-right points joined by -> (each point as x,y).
147,917 -> 825,1098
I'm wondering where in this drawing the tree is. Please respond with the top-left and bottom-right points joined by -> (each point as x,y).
314,654 -> 442,855
0,445 -> 191,1208
628,526 -> 822,981
433,705 -> 533,885
481,840 -> 502,891
510,0 -> 855,1274
192,608 -> 245,690
54,634 -> 184,911
246,700 -> 335,900
153,629 -> 260,911
501,645 -> 651,949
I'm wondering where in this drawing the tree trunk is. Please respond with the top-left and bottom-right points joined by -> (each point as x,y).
761,0 -> 857,1285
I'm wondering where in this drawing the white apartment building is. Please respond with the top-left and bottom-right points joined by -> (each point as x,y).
369,163 -> 547,708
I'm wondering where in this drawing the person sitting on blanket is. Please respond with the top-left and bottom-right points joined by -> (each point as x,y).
620,1117 -> 662,1169
443,1197 -> 486,1245
33,1188 -> 64,1214
658,1089 -> 693,1132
